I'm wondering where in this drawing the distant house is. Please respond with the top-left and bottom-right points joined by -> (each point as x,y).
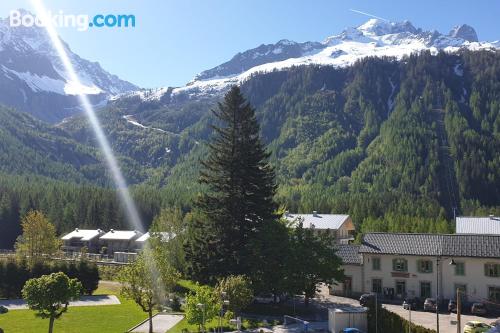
134,232 -> 175,251
284,211 -> 355,243
61,228 -> 104,253
456,215 -> 500,235
99,229 -> 143,254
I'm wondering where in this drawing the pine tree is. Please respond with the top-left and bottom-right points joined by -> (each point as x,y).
185,86 -> 277,284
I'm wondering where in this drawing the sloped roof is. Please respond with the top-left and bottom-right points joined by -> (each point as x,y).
456,216 -> 500,235
360,233 -> 500,258
61,229 -> 103,241
100,230 -> 142,241
135,232 -> 175,243
285,213 -> 350,230
336,244 -> 362,265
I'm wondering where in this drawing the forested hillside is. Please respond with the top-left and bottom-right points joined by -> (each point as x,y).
1,50 -> 500,248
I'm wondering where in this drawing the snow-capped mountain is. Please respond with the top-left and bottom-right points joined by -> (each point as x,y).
0,10 -> 138,122
127,19 -> 497,103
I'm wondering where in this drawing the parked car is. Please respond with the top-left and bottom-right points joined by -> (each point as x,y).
0,305 -> 7,314
423,298 -> 437,312
471,303 -> 488,316
254,293 -> 280,304
464,321 -> 492,333
342,329 -> 365,333
403,297 -> 420,310
359,294 -> 375,307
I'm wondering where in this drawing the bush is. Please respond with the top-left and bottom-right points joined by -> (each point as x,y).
368,305 -> 436,333
0,259 -> 99,298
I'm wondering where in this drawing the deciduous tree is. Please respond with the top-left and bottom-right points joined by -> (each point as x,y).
22,272 -> 82,333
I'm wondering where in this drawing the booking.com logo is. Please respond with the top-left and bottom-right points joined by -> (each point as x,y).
9,9 -> 135,31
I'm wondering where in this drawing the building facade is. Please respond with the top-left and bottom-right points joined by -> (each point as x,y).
334,233 -> 500,306
61,228 -> 104,253
99,229 -> 143,254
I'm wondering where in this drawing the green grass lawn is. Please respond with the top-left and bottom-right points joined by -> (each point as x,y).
0,282 -> 149,333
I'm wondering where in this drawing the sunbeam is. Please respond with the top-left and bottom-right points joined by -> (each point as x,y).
30,0 -> 144,232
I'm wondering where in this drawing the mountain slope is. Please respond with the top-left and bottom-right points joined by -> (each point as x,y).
0,10 -> 138,122
56,50 -> 500,227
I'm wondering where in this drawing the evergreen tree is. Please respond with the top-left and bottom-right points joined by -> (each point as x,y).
185,86 -> 277,284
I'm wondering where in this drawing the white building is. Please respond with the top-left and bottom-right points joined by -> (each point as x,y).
456,215 -> 500,234
99,229 -> 143,254
333,233 -> 500,306
134,231 -> 175,250
284,212 -> 355,243
61,228 -> 104,253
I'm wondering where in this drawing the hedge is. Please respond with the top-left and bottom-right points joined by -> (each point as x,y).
0,259 -> 99,299
368,304 -> 436,333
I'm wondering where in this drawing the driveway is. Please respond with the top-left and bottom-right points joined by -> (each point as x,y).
129,313 -> 184,333
0,295 -> 120,310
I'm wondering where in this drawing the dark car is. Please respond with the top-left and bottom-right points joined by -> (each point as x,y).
449,299 -> 458,313
424,298 -> 437,312
402,297 -> 419,310
471,303 -> 487,316
359,294 -> 375,307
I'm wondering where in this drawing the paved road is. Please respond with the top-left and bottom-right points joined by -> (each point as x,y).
130,313 -> 184,333
0,295 -> 120,310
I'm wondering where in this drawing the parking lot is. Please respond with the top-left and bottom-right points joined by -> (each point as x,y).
315,285 -> 499,333
384,303 -> 499,333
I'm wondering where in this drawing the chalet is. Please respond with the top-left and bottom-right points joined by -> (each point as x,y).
99,229 -> 143,254
61,228 -> 104,253
284,212 -> 355,243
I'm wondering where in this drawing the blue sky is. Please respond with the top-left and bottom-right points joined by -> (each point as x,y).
2,0 -> 500,88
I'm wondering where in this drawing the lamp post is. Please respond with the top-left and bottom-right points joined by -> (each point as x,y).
197,303 -> 205,333
434,258 -> 457,333
408,302 -> 412,333
218,292 -> 229,333
449,259 -> 461,333
436,257 -> 440,333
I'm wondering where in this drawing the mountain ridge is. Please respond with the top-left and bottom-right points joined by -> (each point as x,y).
119,19 -> 497,105
0,11 -> 138,122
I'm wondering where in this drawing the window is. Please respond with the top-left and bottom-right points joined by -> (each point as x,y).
455,262 -> 465,276
396,281 -> 406,296
420,281 -> 431,298
393,258 -> 408,272
485,263 -> 500,277
372,257 -> 381,271
417,260 -> 433,273
372,279 -> 382,294
489,287 -> 500,304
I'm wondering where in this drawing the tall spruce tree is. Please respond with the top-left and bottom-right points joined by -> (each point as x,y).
185,86 -> 277,284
